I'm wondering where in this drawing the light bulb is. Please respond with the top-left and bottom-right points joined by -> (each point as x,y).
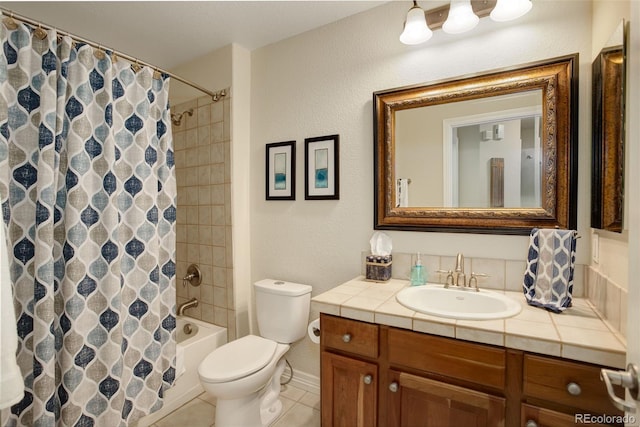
442,0 -> 479,34
400,2 -> 432,45
490,0 -> 532,22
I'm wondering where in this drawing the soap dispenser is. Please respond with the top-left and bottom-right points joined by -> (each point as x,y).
410,253 -> 426,286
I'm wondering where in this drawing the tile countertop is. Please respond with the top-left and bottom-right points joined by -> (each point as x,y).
311,276 -> 627,369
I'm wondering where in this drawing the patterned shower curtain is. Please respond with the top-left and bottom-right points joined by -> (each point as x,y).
0,19 -> 176,427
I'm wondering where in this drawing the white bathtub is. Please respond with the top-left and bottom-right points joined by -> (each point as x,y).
136,316 -> 227,426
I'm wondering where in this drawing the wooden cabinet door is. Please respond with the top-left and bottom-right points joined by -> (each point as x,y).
386,370 -> 506,427
321,351 -> 377,427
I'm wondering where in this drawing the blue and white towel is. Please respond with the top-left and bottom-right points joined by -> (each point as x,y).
523,228 -> 577,313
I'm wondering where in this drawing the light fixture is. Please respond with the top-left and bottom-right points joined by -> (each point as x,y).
399,0 -> 533,46
399,1 -> 432,45
490,0 -> 532,22
442,0 -> 479,34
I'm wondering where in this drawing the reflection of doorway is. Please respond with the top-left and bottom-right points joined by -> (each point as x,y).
443,107 -> 541,208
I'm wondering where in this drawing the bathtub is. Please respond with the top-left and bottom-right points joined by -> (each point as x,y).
136,316 -> 227,427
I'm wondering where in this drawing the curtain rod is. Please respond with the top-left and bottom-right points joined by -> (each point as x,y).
0,7 -> 226,102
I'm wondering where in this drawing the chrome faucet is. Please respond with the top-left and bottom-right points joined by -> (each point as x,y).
454,253 -> 466,287
177,298 -> 198,316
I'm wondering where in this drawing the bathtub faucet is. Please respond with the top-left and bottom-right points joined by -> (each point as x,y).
178,298 -> 198,316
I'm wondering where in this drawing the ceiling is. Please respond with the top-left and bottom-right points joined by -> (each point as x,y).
2,1 -> 389,71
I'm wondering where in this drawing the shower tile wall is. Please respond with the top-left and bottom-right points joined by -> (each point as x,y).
172,90 -> 236,341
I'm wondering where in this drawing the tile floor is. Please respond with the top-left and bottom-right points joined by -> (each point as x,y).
151,385 -> 320,427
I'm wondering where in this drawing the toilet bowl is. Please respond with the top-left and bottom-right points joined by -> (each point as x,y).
198,279 -> 312,427
198,335 -> 290,426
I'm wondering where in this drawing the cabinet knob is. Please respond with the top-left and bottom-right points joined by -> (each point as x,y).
566,382 -> 582,396
525,421 -> 538,427
389,381 -> 399,393
363,374 -> 373,385
342,333 -> 352,343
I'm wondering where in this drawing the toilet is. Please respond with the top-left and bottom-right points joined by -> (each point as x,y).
198,279 -> 312,427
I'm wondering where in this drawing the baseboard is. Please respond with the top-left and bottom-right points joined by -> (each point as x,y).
284,365 -> 320,395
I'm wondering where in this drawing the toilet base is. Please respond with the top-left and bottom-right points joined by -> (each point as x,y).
260,397 -> 282,427
214,358 -> 287,427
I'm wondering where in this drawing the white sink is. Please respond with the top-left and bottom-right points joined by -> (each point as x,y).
396,284 -> 522,320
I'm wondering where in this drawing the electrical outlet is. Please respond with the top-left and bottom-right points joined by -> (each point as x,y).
592,234 -> 599,264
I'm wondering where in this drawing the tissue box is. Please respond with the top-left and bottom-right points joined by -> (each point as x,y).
365,254 -> 392,282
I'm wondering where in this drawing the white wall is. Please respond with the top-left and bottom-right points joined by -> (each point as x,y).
250,1 -> 593,377
230,44 -> 253,338
395,108 -> 444,206
170,45 -> 233,105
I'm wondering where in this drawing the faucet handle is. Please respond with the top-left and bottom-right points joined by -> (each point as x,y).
468,272 -> 489,291
183,264 -> 202,287
471,272 -> 489,278
436,269 -> 454,288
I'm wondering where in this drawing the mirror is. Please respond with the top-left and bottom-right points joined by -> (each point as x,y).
374,55 -> 578,234
591,20 -> 626,233
395,90 -> 542,208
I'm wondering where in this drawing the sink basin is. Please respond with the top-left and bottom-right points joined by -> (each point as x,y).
396,285 -> 522,320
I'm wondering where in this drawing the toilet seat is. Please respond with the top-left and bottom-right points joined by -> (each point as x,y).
199,335 -> 277,383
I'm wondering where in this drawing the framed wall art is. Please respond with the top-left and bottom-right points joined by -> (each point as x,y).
266,141 -> 296,200
305,134 -> 339,200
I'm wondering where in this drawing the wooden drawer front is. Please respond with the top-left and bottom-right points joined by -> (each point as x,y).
521,403 -> 616,427
388,328 -> 506,390
523,355 -> 623,416
321,314 -> 379,358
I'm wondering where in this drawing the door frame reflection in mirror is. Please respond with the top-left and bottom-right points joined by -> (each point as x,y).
373,54 -> 578,234
442,105 -> 542,208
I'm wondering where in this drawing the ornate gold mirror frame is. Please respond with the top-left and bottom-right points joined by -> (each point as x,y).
374,54 -> 578,235
591,21 -> 626,233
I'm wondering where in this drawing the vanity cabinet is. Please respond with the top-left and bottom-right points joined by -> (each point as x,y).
320,314 -> 623,427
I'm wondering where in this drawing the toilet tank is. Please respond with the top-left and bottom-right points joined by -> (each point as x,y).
254,279 -> 312,344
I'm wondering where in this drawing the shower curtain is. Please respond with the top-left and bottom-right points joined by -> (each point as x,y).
0,19 -> 176,427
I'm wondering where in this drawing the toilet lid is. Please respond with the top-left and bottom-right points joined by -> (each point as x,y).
199,335 -> 277,383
